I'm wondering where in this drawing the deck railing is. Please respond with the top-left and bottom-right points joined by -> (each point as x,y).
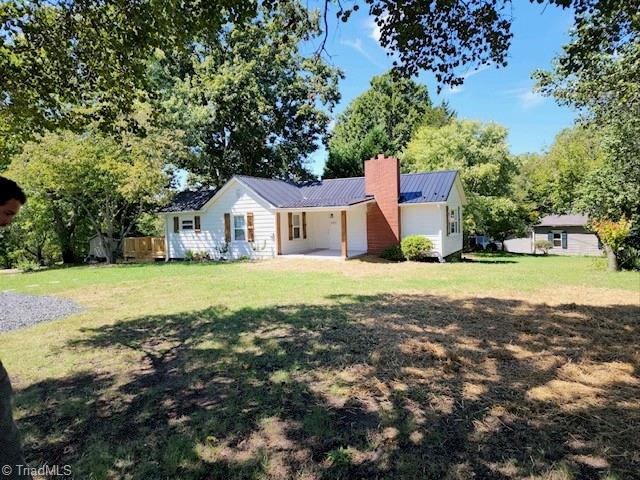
123,236 -> 166,261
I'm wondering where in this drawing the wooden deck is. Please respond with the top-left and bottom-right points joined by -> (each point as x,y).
123,237 -> 165,261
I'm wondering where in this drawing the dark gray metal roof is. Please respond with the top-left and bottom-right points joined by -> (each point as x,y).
537,214 -> 589,227
237,171 -> 459,208
400,171 -> 458,203
163,171 -> 460,211
159,188 -> 217,212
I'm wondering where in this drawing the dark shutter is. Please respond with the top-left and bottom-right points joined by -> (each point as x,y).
288,212 -> 293,241
561,231 -> 568,249
173,216 -> 179,233
247,212 -> 254,242
547,231 -> 553,243
446,206 -> 450,236
224,213 -> 231,242
194,216 -> 201,233
302,212 -> 307,239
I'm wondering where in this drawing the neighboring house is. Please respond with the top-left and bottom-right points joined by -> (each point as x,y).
159,155 -> 466,260
533,214 -> 602,256
503,214 -> 603,256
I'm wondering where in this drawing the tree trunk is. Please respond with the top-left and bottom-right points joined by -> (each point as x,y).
605,245 -> 619,272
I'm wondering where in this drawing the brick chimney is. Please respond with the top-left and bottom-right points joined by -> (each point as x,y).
364,154 -> 400,254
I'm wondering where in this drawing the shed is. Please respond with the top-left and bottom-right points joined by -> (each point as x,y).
88,234 -> 115,260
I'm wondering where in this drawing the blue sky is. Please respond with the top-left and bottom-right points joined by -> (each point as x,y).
306,2 -> 578,177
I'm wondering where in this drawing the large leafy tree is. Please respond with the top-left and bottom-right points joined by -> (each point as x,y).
4,0 -> 630,148
156,2 -> 341,187
516,127 -> 604,215
324,72 -> 452,178
534,2 -> 639,268
402,120 -> 529,244
6,128 -> 175,263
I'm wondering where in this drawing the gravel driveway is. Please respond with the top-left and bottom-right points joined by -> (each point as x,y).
0,291 -> 83,332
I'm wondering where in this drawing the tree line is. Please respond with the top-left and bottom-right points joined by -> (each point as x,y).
1,0 -> 637,270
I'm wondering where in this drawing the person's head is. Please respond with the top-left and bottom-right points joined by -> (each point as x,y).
0,176 -> 26,227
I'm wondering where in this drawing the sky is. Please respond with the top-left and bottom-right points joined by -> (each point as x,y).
305,1 -> 578,177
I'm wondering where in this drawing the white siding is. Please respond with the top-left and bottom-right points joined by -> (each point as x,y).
278,205 -> 367,256
346,204 -> 367,254
279,211 -> 314,254
400,204 -> 443,256
165,179 -> 276,260
504,235 -> 534,254
440,178 -> 464,257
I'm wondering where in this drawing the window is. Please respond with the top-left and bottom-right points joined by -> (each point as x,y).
292,214 -> 301,239
234,215 -> 246,241
181,219 -> 194,230
553,231 -> 562,247
449,207 -> 459,235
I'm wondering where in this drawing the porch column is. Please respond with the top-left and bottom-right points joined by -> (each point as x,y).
276,212 -> 282,255
341,210 -> 348,258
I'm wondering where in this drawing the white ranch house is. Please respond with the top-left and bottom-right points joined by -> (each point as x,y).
160,155 -> 466,260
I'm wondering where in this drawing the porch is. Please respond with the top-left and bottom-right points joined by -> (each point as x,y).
275,204 -> 368,259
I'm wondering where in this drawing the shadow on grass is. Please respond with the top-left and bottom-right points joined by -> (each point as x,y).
16,294 -> 639,480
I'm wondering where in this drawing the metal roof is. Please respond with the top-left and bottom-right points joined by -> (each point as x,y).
537,214 -> 590,227
400,171 -> 458,203
162,171 -> 460,211
159,188 -> 217,213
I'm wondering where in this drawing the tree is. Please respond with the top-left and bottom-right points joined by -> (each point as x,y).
590,218 -> 633,271
156,2 -> 341,187
7,129 -> 173,264
535,5 -> 639,267
516,127 -> 604,215
402,119 -> 530,242
324,72 -> 449,178
402,120 -> 515,197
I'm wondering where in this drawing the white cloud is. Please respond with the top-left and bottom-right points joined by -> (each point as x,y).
504,87 -> 546,109
366,16 -> 383,43
340,37 -> 386,69
443,65 -> 492,95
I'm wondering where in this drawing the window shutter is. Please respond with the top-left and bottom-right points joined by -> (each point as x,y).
224,213 -> 231,242
547,231 -> 553,243
173,216 -> 179,233
194,216 -> 201,233
446,206 -> 450,236
457,207 -> 461,234
288,212 -> 293,241
561,231 -> 568,249
302,212 -> 307,239
247,212 -> 254,242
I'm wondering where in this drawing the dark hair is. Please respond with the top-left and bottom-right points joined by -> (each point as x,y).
0,176 -> 27,206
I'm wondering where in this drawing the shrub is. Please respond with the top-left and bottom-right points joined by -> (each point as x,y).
401,235 -> 433,261
534,240 -> 553,255
184,249 -> 195,261
193,251 -> 212,262
16,258 -> 39,272
380,245 -> 405,262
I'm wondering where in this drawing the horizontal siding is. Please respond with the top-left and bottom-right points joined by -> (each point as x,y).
400,204 -> 442,256
534,228 -> 602,256
441,180 -> 463,257
167,180 -> 276,260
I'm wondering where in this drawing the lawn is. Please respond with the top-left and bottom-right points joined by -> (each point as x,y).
1,254 -> 639,480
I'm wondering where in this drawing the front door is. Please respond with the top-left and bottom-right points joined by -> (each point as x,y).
328,212 -> 341,251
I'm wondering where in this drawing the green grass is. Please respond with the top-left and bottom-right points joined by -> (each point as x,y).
1,254 -> 638,480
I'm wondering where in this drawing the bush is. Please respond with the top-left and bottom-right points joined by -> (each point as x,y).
193,251 -> 212,262
400,235 -> 433,261
534,240 -> 553,255
16,258 -> 39,272
380,245 -> 405,262
184,249 -> 195,261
